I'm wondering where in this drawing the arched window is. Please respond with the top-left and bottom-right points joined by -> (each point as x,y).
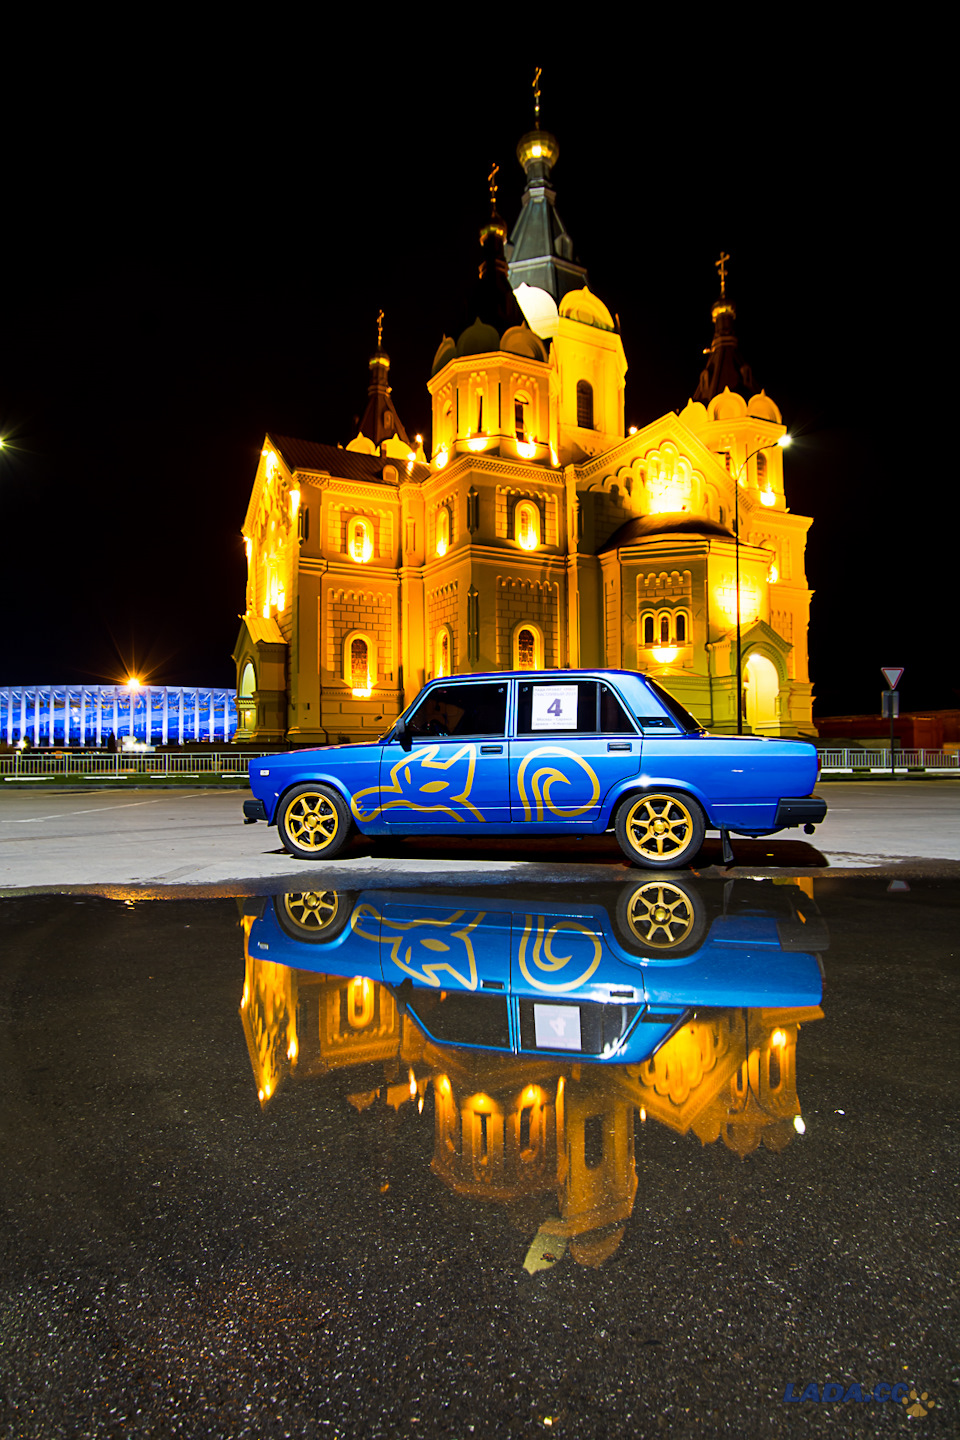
660,615 -> 670,644
435,626 -> 451,678
351,638 -> 369,690
436,506 -> 450,556
676,612 -> 687,643
756,451 -> 768,484
343,631 -> 376,695
512,621 -> 542,670
643,615 -> 654,645
515,499 -> 540,550
514,392 -> 530,440
347,515 -> 373,563
239,662 -> 256,697
576,380 -> 594,429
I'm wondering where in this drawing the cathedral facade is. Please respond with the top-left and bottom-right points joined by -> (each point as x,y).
233,126 -> 815,746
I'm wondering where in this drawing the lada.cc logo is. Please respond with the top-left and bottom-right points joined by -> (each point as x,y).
516,746 -> 601,822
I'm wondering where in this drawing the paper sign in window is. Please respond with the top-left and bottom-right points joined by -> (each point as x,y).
531,684 -> 578,731
534,1004 -> 582,1050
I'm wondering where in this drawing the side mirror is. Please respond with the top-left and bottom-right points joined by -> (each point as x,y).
395,716 -> 412,751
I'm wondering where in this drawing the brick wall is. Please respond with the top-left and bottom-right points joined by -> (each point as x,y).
325,590 -> 394,680
496,578 -> 559,667
426,581 -> 458,673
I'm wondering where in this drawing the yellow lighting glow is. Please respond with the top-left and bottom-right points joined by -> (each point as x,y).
439,1076 -> 451,1095
244,537 -> 252,560
639,1106 -> 647,1122
767,562 -> 779,584
516,438 -> 536,460
794,1115 -> 806,1134
777,434 -> 792,449
434,446 -> 448,468
467,436 -> 489,452
651,646 -> 678,664
126,676 -> 140,688
518,531 -> 537,551
415,434 -> 423,445
289,489 -> 301,518
287,1038 -> 298,1060
550,446 -> 558,467
352,687 -> 372,699
263,450 -> 279,480
531,143 -> 543,157
262,603 -> 270,619
716,583 -> 760,626
760,488 -> 776,507
409,1068 -> 418,1098
628,425 -> 638,435
771,1029 -> 787,1048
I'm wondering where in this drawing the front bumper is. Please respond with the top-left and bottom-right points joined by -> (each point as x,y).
774,796 -> 827,828
243,798 -> 268,825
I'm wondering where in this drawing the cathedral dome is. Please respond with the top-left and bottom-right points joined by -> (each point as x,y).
455,318 -> 502,358
500,324 -> 548,361
599,512 -> 735,551
431,336 -> 456,377
708,386 -> 748,421
747,390 -> 782,422
558,287 -> 615,331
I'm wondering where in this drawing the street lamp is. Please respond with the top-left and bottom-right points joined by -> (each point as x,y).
733,434 -> 791,734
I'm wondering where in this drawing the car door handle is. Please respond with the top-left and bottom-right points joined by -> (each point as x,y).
607,741 -> 632,751
481,979 -> 505,990
480,745 -> 503,754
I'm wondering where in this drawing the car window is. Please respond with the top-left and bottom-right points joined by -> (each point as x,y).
614,673 -> 702,734
599,683 -> 637,734
406,682 -> 507,739
517,681 -> 598,736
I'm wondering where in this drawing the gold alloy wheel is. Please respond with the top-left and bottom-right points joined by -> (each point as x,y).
625,794 -> 696,860
282,792 -> 340,852
282,890 -> 341,934
624,881 -> 697,949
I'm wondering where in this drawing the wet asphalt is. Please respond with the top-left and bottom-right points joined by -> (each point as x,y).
1,877 -> 957,1437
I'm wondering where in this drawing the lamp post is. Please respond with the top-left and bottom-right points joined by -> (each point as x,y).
733,434 -> 791,734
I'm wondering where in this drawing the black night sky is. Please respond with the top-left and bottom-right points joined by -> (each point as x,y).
0,36 -> 946,719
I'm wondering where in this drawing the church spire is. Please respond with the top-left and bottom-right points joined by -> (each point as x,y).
357,310 -> 411,449
506,70 -> 587,303
692,253 -> 756,404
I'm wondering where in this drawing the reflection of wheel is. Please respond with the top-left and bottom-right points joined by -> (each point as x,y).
615,880 -> 707,956
615,791 -> 706,869
277,784 -> 351,861
275,890 -> 355,943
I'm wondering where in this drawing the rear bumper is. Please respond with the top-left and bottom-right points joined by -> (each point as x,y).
774,796 -> 827,828
243,798 -> 268,824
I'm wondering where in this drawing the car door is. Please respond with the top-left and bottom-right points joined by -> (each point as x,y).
379,897 -> 513,1051
379,680 -> 511,828
509,679 -> 641,827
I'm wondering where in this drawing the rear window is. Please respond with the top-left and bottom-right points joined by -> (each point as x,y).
614,673 -> 703,734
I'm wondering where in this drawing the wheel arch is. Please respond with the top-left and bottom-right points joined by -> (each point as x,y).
603,776 -> 716,830
272,773 -> 357,827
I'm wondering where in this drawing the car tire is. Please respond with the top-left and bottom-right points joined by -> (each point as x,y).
277,784 -> 352,861
614,878 -> 708,957
274,889 -> 356,942
615,791 -> 706,870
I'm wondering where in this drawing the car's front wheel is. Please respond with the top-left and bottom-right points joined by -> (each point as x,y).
277,784 -> 352,861
615,791 -> 706,869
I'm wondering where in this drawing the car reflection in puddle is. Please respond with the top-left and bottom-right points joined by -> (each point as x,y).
239,877 -> 826,1271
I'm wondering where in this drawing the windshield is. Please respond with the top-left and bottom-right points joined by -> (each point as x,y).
641,676 -> 704,733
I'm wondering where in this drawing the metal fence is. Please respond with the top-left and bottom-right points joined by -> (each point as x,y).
817,749 -> 960,772
0,750 -> 266,778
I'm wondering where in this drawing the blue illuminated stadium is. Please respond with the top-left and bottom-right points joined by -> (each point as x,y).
0,685 -> 237,746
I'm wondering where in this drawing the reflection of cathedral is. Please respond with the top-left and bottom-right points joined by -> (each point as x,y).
239,914 -> 822,1269
233,111 -> 815,745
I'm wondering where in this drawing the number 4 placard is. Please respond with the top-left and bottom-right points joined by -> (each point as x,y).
531,685 -> 578,731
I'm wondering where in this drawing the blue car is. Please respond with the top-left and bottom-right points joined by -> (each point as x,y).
242,877 -> 826,1066
243,670 -> 826,869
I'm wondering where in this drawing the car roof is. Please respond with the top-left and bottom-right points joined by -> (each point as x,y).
421,669 -> 647,684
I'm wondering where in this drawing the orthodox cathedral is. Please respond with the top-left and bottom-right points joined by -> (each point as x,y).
233,118 -> 814,745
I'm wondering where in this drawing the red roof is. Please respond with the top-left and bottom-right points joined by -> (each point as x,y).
269,433 -> 430,486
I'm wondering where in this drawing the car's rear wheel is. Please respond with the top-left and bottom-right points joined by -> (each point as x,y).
614,879 -> 707,956
615,791 -> 705,869
277,784 -> 351,861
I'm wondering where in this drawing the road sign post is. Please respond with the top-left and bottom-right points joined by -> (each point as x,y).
881,668 -> 904,779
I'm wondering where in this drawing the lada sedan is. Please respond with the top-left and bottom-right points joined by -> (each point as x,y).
243,670 -> 826,869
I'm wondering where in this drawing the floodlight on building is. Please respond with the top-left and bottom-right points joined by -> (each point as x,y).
652,646 -> 678,664
126,676 -> 140,688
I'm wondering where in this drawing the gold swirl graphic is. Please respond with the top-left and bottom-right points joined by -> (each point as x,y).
350,743 -> 484,824
516,747 -> 601,821
518,916 -> 603,992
